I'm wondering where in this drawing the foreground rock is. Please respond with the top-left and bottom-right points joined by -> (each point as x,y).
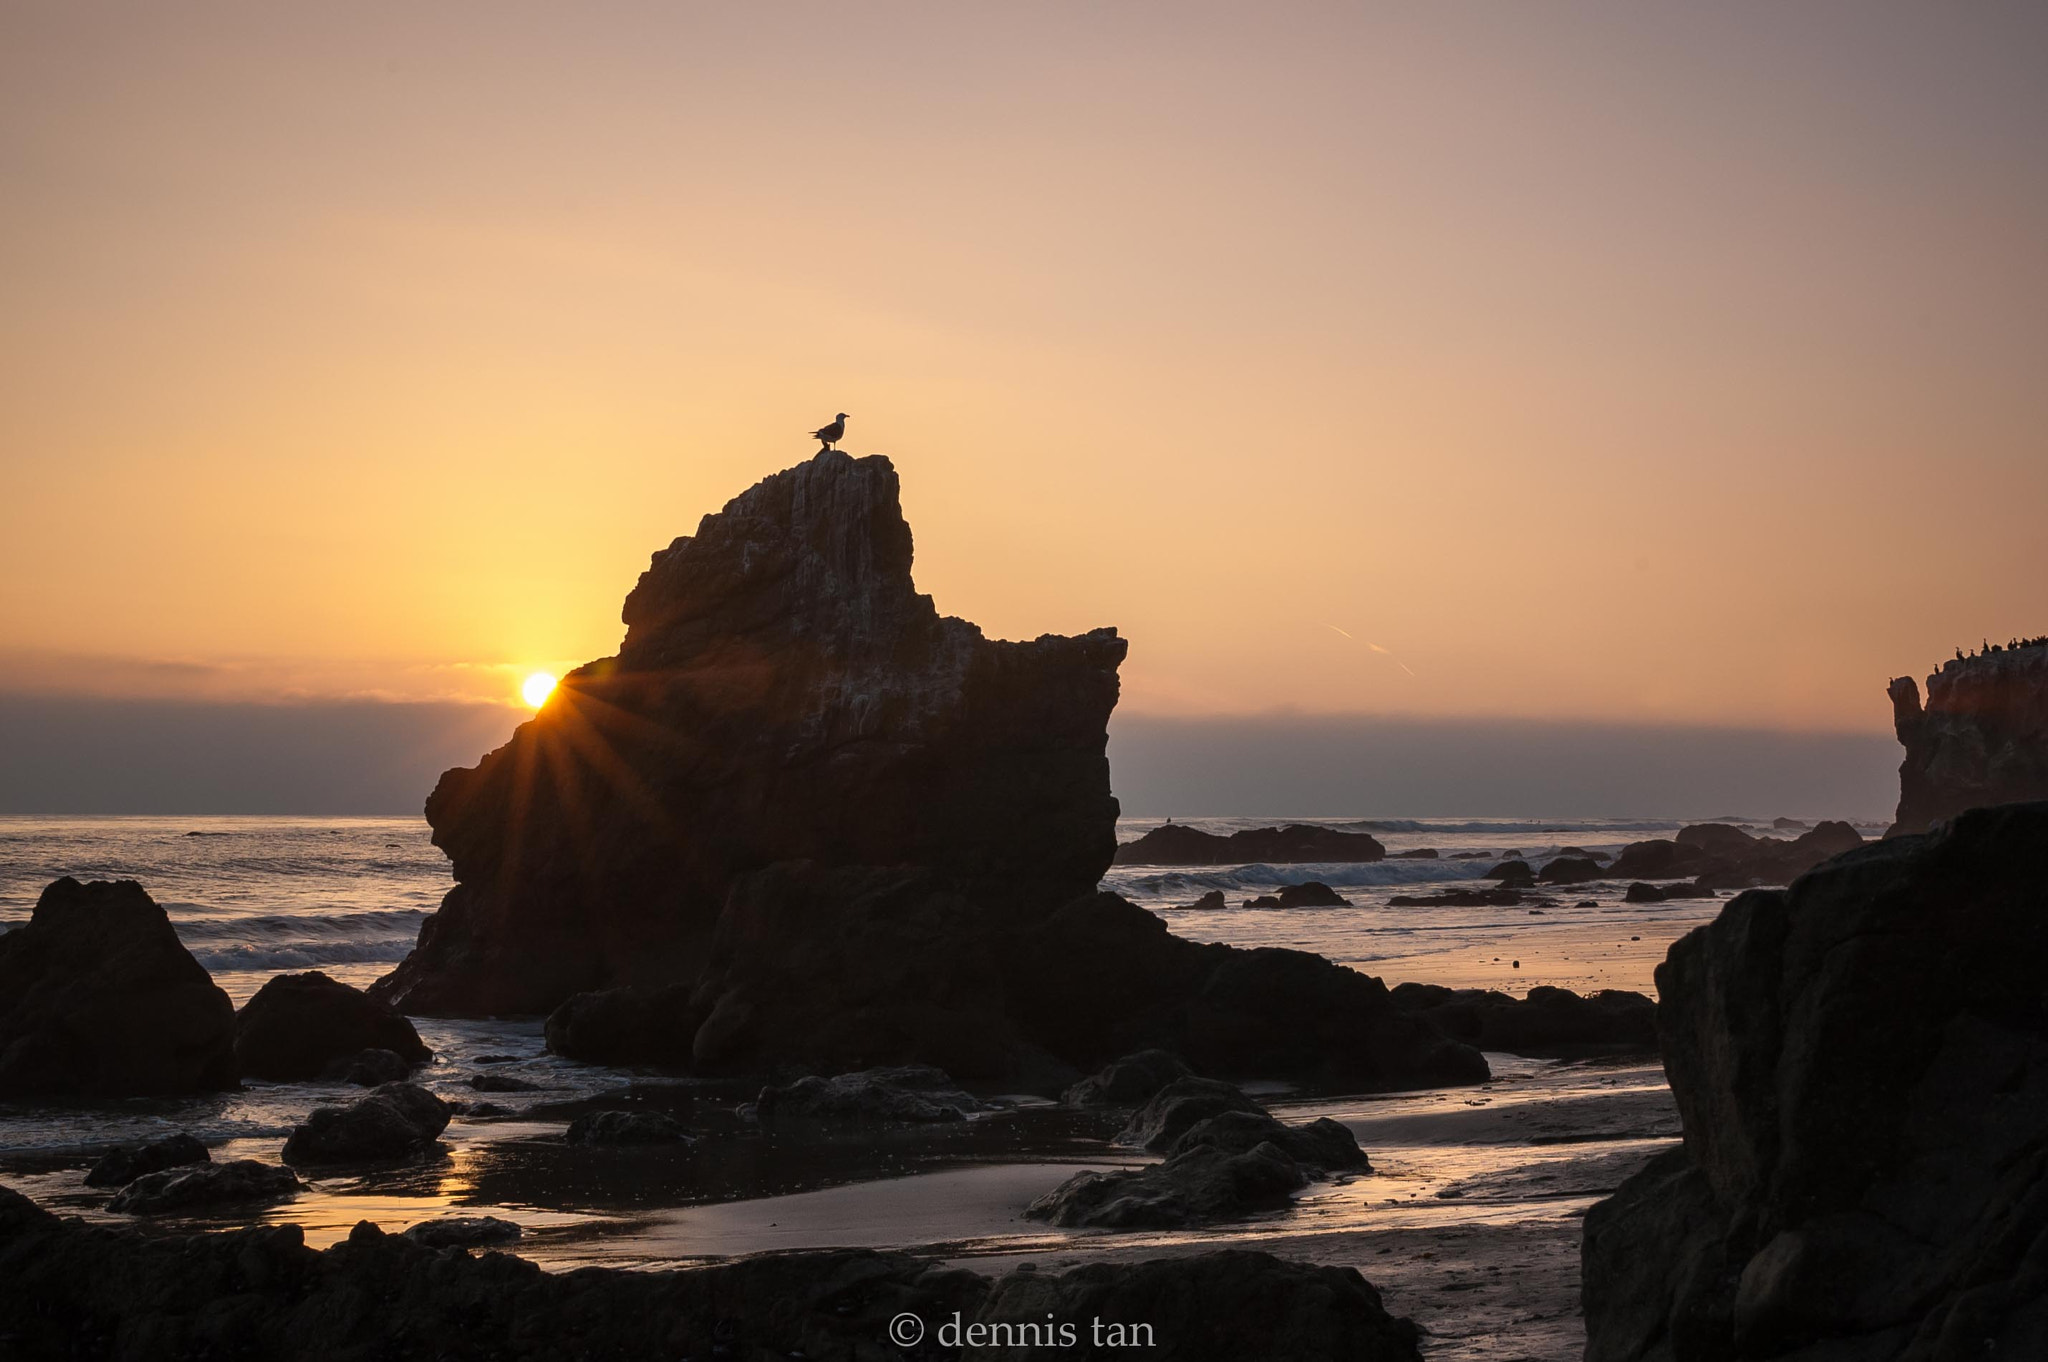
1113,823 -> 1387,866
1029,1078 -> 1368,1228
0,878 -> 237,1097
1389,984 -> 1657,1057
84,1133 -> 210,1188
1888,640 -> 2048,834
0,1188 -> 1422,1361
106,1160 -> 299,1215
1581,801 -> 2048,1361
282,1082 -> 450,1165
753,1065 -> 983,1125
1062,1049 -> 1191,1106
234,970 -> 431,1081
402,1215 -> 522,1248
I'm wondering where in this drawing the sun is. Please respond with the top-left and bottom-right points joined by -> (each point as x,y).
520,672 -> 558,709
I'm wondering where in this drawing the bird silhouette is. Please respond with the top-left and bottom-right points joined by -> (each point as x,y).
811,413 -> 848,451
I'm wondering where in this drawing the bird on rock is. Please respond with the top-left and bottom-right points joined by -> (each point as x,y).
811,413 -> 848,451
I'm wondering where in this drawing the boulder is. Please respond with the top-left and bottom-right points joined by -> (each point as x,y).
564,1110 -> 695,1146
1388,847 -> 1439,859
1062,1049 -> 1191,1107
106,1160 -> 299,1215
1582,801 -> 2048,1361
84,1133 -> 210,1188
318,1047 -> 413,1086
1537,856 -> 1605,886
1888,642 -> 2048,835
1241,880 -> 1349,909
1112,823 -> 1386,866
234,971 -> 429,1081
540,983 -> 700,1067
1030,1080 -> 1367,1229
1484,859 -> 1535,884
401,1215 -> 523,1249
1387,888 -> 1525,907
753,1065 -> 982,1125
1623,880 -> 1714,903
1608,839 -> 1702,880
465,1072 -> 539,1092
0,1187 -> 1423,1361
1673,822 -> 1756,855
0,878 -> 237,1097
1389,983 -> 1657,1057
281,1082 -> 450,1165
1179,889 -> 1228,910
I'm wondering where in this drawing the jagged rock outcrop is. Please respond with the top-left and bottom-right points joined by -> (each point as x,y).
0,878 -> 237,1097
106,1160 -> 301,1215
1112,823 -> 1387,866
1581,802 -> 2048,1361
0,1188 -> 1422,1361
234,970 -> 430,1080
282,1082 -> 450,1165
375,452 -> 1484,1094
372,451 -> 1126,1017
1888,642 -> 2048,835
1605,821 -> 1863,889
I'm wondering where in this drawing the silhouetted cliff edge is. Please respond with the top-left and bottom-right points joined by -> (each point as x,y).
1888,639 -> 2048,835
372,451 -> 1482,1091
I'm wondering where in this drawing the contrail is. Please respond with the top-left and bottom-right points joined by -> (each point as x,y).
1325,625 -> 1419,677
1323,623 -> 1354,640
1367,642 -> 1390,655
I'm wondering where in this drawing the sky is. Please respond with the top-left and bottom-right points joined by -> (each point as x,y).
2,3 -> 2043,812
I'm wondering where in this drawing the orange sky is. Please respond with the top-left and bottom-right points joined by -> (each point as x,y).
4,3 -> 2044,731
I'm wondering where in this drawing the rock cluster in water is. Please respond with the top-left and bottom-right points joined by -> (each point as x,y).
0,1187 -> 1424,1361
1389,983 -> 1657,1058
1580,801 -> 2048,1360
1888,640 -> 2048,835
372,451 -> 1485,1093
0,878 -> 237,1097
1112,822 -> 1387,865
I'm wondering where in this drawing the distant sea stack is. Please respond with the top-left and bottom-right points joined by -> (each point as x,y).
1579,802 -> 2048,1359
1113,823 -> 1386,866
373,451 -> 1483,1092
1887,638 -> 2048,836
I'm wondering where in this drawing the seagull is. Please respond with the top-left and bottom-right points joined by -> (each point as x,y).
810,413 -> 849,451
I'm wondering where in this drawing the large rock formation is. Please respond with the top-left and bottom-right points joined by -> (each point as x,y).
234,970 -> 430,1080
1888,641 -> 2048,835
372,451 -> 1124,1017
377,451 -> 1485,1094
0,1187 -> 1424,1361
0,878 -> 237,1097
1580,801 -> 2048,1360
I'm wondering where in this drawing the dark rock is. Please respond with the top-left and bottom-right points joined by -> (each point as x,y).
281,1082 -> 450,1165
1608,839 -> 1702,880
564,1110 -> 695,1145
1179,889 -> 1228,910
235,971 -> 429,1081
1613,822 -> 1865,890
1112,823 -> 1386,866
0,878 -> 237,1097
106,1159 -> 299,1214
84,1133 -> 210,1188
1388,847 -> 1439,859
1582,801 -> 2048,1361
401,1215 -> 523,1248
1623,880 -> 1715,903
1537,856 -> 1605,885
1241,880 -> 1349,909
1117,1076 -> 1267,1152
0,1187 -> 1422,1361
1387,887 -> 1525,907
1061,1049 -> 1191,1106
1888,643 -> 2048,835
1031,1081 -> 1367,1229
1553,846 -> 1610,861
317,1047 -> 413,1086
1389,983 -> 1657,1056
465,1072 -> 539,1092
1673,822 -> 1757,855
372,451 -> 1126,1018
1485,859 -> 1535,884
369,454 -> 1480,1096
1448,850 -> 1494,859
754,1065 -> 981,1125
465,1101 -> 511,1117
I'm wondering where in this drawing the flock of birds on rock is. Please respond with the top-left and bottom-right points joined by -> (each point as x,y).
1950,635 -> 2048,666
